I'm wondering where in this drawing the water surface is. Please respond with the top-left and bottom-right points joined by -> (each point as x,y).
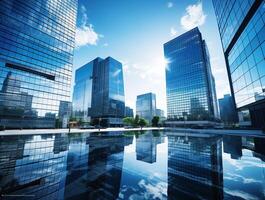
0,131 -> 264,200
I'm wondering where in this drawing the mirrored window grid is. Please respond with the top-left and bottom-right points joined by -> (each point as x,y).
72,57 -> 125,126
228,2 -> 265,108
212,0 -> 255,50
164,28 -> 218,121
136,93 -> 157,122
0,0 -> 77,128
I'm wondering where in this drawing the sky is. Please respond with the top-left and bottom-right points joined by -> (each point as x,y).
73,0 -> 231,114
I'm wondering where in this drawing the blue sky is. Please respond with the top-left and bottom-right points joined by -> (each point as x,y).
73,0 -> 230,114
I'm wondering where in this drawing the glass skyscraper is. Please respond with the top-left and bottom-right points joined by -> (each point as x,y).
0,0 -> 77,128
212,0 -> 265,128
72,57 -> 125,127
218,94 -> 238,124
72,60 -> 94,122
164,27 -> 219,125
136,92 -> 156,123
125,106 -> 134,117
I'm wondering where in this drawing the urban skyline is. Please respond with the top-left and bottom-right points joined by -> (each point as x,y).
1,0 -> 264,128
0,1 -> 264,199
73,0 -> 230,114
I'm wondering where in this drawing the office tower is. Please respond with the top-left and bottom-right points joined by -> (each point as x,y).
156,108 -> 166,120
164,27 -> 219,126
125,106 -> 134,117
136,92 -> 156,123
0,0 -> 78,128
218,94 -> 238,124
167,134 -> 223,199
59,101 -> 72,119
72,61 -> 93,122
72,57 -> 125,127
212,0 -> 265,128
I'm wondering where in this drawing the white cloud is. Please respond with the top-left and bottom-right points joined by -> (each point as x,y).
180,2 -> 206,30
75,5 -> 101,48
224,188 -> 259,200
167,2 -> 173,8
129,56 -> 167,82
170,27 -> 177,36
138,179 -> 167,199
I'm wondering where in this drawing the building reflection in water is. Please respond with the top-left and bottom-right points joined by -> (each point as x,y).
63,134 -> 90,199
0,132 -> 265,200
223,135 -> 265,162
136,132 -> 164,163
167,133 -> 224,200
0,133 -> 133,200
223,135 -> 242,159
0,134 -> 68,200
222,135 -> 265,199
67,135 -> 133,200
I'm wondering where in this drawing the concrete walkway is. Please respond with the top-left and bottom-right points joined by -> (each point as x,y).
0,127 -> 264,138
0,127 -> 164,136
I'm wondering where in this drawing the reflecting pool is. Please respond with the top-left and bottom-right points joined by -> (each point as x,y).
0,131 -> 264,200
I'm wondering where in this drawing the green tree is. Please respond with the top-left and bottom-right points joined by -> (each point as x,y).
123,117 -> 134,126
134,115 -> 140,127
151,116 -> 160,127
139,118 -> 147,130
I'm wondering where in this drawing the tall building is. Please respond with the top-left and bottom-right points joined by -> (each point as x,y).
136,92 -> 156,123
156,108 -> 166,120
164,27 -> 219,126
72,57 -> 125,127
125,106 -> 134,117
218,94 -> 238,124
58,101 -> 72,128
212,0 -> 265,128
58,101 -> 72,119
72,61 -> 93,122
0,0 -> 78,128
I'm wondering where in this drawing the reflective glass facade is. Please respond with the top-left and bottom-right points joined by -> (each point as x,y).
156,109 -> 165,118
212,0 -> 255,50
164,27 -> 219,121
212,0 -> 265,128
136,92 -> 156,123
218,94 -> 238,124
0,0 -> 77,128
72,61 -> 93,122
73,57 -> 125,126
125,106 -> 134,117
